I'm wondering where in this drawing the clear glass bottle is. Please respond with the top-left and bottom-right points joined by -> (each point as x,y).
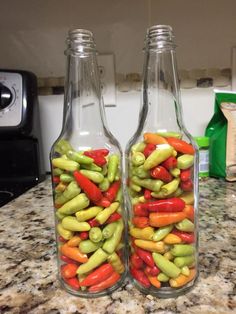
125,25 -> 199,297
50,29 -> 127,297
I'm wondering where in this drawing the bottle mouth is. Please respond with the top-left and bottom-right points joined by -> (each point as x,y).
145,25 -> 176,51
65,28 -> 96,55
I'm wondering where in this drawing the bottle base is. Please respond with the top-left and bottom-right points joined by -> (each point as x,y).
130,275 -> 198,298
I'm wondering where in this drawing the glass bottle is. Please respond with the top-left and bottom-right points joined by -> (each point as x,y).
125,25 -> 199,297
50,29 -> 127,297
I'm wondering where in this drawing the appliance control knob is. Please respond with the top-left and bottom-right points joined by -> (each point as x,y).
0,83 -> 13,110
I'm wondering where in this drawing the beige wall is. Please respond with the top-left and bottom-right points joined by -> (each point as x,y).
0,0 -> 235,77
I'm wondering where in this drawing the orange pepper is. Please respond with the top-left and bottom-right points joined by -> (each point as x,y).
60,243 -> 88,263
163,233 -> 182,244
183,205 -> 194,221
149,212 -> 186,227
146,275 -> 161,288
67,235 -> 82,247
169,268 -> 196,288
143,133 -> 168,145
166,137 -> 195,155
134,239 -> 166,253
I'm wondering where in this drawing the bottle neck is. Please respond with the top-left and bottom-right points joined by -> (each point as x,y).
139,25 -> 184,134
62,30 -> 107,148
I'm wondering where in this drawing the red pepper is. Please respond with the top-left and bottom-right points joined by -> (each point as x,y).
73,170 -> 102,202
88,271 -> 120,292
86,149 -> 109,156
172,229 -> 195,243
130,267 -> 151,288
60,255 -> 79,264
161,156 -> 177,170
150,165 -> 173,182
61,263 -> 78,279
58,236 -> 67,243
136,198 -> 185,212
180,168 -> 192,182
180,179 -> 193,192
144,189 -> 152,200
84,151 -> 107,166
143,143 -> 156,158
136,248 -> 155,268
166,137 -> 195,155
133,204 -> 149,217
53,176 -> 61,184
94,196 -> 111,207
103,180 -> 121,202
80,263 -> 114,287
105,212 -> 122,224
79,231 -> 89,240
88,218 -> 100,227
64,277 -> 80,290
130,253 -> 144,269
144,265 -> 160,276
132,216 -> 149,228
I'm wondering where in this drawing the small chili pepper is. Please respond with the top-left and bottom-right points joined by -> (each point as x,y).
64,277 -> 80,290
180,192 -> 194,205
84,151 -> 107,166
170,244 -> 195,257
169,268 -> 196,288
62,216 -> 91,232
132,216 -> 149,228
67,150 -> 94,164
152,225 -> 173,241
136,248 -> 155,268
180,179 -> 193,192
58,193 -> 90,215
80,169 -> 104,184
152,253 -> 181,279
130,253 -> 144,269
174,255 -> 195,268
86,149 -> 109,156
172,229 -> 195,243
60,243 -> 88,263
129,226 -> 154,240
60,255 -> 78,264
53,176 -> 61,184
180,169 -> 192,182
75,206 -> 102,222
73,170 -> 103,202
88,218 -> 100,227
130,267 -> 151,288
76,248 -> 108,275
57,224 -> 73,241
58,235 -> 68,243
143,143 -> 156,158
131,142 -> 146,153
105,212 -> 122,224
61,263 -> 78,279
107,155 -> 119,183
131,152 -> 146,166
102,220 -> 124,254
144,265 -> 160,276
143,145 -> 174,170
143,133 -> 168,145
67,235 -> 82,247
183,204 -> 194,221
177,154 -> 194,170
79,231 -> 89,240
150,165 -> 172,182
149,212 -> 186,228
163,233 -> 182,244
107,252 -> 125,274
166,137 -> 195,155
52,158 -> 79,171
95,202 -> 120,224
134,239 -> 166,253
80,263 -> 114,286
133,204 -> 149,217
161,156 -> 177,170
94,196 -> 111,207
144,189 -> 152,200
146,275 -> 161,288
135,198 -> 185,212
104,180 -> 121,202
79,240 -> 102,254
88,271 -> 120,292
175,218 -> 194,232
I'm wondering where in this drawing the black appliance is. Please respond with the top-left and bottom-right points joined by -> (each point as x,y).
0,69 -> 45,206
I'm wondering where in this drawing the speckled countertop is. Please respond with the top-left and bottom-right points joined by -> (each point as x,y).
0,177 -> 235,314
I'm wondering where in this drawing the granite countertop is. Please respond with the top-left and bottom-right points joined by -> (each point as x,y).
0,177 -> 235,314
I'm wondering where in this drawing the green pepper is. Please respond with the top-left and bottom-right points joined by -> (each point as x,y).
107,154 -> 119,183
75,206 -> 102,222
130,182 -> 142,192
76,248 -> 108,275
158,178 -> 180,196
131,142 -> 146,153
107,252 -> 125,274
57,223 -> 73,240
174,255 -> 195,268
60,173 -> 74,183
175,218 -> 194,232
152,225 -> 173,241
152,252 -> 181,279
157,272 -> 170,282
55,139 -> 74,155
131,152 -> 146,166
170,168 -> 180,178
80,169 -> 104,183
170,244 -> 195,257
143,145 -> 174,170
81,163 -> 102,172
62,216 -> 91,231
55,181 -> 81,205
52,158 -> 79,172
177,154 -> 194,170
132,176 -> 163,192
99,178 -> 110,192
53,168 -> 64,176
89,227 -> 103,243
57,193 -> 90,215
67,150 -> 93,164
132,165 -> 150,179
157,132 -> 182,139
102,219 -> 124,254
79,240 -> 103,254
95,202 -> 119,224
102,222 -> 118,239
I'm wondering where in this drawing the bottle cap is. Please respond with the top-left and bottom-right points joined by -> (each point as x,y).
194,136 -> 210,148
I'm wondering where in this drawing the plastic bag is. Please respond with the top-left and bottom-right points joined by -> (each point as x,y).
205,90 -> 236,181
